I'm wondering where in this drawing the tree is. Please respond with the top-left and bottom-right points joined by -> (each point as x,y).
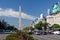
43,22 -> 48,30
0,20 -> 7,30
0,21 -> 3,29
35,21 -> 43,30
52,24 -> 60,29
34,21 -> 48,30
0,19 -> 18,31
6,25 -> 17,31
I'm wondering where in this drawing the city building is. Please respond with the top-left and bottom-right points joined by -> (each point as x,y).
34,13 -> 45,24
47,11 -> 60,26
46,3 -> 60,26
31,13 -> 45,28
32,2 -> 60,29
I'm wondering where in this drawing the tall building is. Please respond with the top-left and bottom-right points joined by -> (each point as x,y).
47,11 -> 60,26
46,3 -> 60,26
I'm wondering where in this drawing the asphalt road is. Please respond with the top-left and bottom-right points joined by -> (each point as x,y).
0,34 -> 10,40
0,34 -> 60,40
33,34 -> 60,40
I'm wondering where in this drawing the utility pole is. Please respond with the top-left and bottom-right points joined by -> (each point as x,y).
19,6 -> 22,30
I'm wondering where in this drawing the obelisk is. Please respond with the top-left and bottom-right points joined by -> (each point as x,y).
19,6 -> 22,30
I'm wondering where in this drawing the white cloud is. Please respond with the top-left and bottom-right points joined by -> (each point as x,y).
0,8 -> 36,20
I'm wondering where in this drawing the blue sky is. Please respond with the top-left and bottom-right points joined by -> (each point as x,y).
21,0 -> 60,17
0,0 -> 60,28
0,0 -> 20,11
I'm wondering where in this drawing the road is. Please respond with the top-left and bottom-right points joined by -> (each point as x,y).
33,34 -> 60,40
0,34 -> 60,40
0,34 -> 10,40
0,32 -> 15,40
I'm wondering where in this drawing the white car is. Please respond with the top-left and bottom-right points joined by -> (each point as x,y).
52,31 -> 60,35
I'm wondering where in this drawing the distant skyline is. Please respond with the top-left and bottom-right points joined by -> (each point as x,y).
0,0 -> 60,28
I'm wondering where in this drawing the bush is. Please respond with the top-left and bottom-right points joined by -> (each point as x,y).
5,30 -> 38,40
5,37 -> 15,40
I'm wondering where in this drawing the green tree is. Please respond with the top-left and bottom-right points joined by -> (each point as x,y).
6,25 -> 17,31
35,21 -> 43,30
34,21 -> 48,30
43,22 -> 47,30
0,21 -> 3,29
0,19 -> 18,31
0,20 -> 7,30
52,24 -> 60,29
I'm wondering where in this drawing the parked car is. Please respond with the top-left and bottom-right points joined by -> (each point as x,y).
34,30 -> 47,35
41,31 -> 47,35
47,30 -> 53,34
0,29 -> 5,32
34,30 -> 40,35
52,31 -> 60,35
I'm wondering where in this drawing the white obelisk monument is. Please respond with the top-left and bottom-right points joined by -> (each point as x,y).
19,6 -> 22,30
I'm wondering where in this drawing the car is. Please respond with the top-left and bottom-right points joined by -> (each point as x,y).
41,31 -> 47,35
34,31 -> 40,35
52,31 -> 60,35
47,30 -> 53,34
